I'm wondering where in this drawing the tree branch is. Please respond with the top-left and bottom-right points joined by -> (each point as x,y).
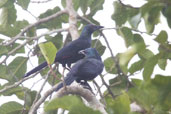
66,0 -> 79,40
3,10 -> 67,46
0,28 -> 68,64
53,85 -> 108,114
0,72 -> 38,94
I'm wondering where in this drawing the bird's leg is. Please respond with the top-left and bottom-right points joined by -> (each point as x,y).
62,67 -> 66,90
80,81 -> 94,95
65,67 -> 71,71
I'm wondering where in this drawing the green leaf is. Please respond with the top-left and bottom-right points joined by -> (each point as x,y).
17,0 -> 30,9
112,1 -> 128,26
0,1 -> 16,27
119,46 -> 136,66
109,76 -> 128,95
162,6 -> 171,28
38,7 -> 68,29
0,45 -> 8,56
129,75 -> 171,113
80,0 -> 88,14
62,0 -> 80,11
0,20 -> 29,37
7,57 -> 27,80
0,64 -> 7,80
158,59 -> 167,70
0,0 -> 8,8
7,43 -> 25,55
141,2 -> 162,33
129,59 -> 144,74
92,39 -> 106,56
88,0 -> 104,16
1,85 -> 24,97
45,33 -> 63,50
119,27 -> 134,47
44,95 -> 100,114
143,55 -> 158,81
155,30 -> 168,44
0,101 -> 23,114
39,42 -> 57,65
104,57 -> 117,74
106,92 -> 130,114
129,13 -> 141,29
138,49 -> 154,59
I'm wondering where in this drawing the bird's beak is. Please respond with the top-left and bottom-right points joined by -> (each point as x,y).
97,25 -> 104,30
79,50 -> 85,55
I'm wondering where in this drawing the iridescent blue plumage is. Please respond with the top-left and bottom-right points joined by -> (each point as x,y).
55,48 -> 104,91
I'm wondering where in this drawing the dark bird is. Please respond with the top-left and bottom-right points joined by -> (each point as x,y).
55,48 -> 104,91
24,24 -> 103,77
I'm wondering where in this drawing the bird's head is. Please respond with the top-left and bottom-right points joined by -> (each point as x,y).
79,48 -> 102,60
81,24 -> 104,35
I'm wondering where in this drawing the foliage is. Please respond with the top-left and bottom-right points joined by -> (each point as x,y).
0,0 -> 170,114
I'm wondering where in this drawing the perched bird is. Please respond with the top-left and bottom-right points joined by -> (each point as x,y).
24,24 -> 103,77
55,48 -> 104,91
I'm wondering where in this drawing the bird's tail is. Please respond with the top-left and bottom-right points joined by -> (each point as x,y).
23,62 -> 48,77
55,73 -> 76,91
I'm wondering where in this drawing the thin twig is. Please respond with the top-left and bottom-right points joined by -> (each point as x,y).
93,80 -> 106,107
102,27 -> 158,36
100,75 -> 115,98
0,72 -> 38,94
118,0 -> 139,9
31,0 -> 53,3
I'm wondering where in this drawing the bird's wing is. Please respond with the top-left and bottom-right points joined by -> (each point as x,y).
56,39 -> 89,60
71,59 -> 103,75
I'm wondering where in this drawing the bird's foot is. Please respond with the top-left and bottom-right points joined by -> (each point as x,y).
80,81 -> 95,95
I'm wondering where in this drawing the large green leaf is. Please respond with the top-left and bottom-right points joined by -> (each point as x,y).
0,45 -> 8,56
92,39 -> 106,56
155,30 -> 168,44
7,43 -> 25,55
62,0 -> 80,11
106,92 -> 130,114
112,1 -> 128,26
138,49 -> 154,59
0,0 -> 8,8
0,101 -> 23,114
118,27 -> 134,47
141,1 -> 163,33
143,55 -> 158,81
44,95 -> 100,114
162,6 -> 171,28
109,76 -> 128,95
0,64 -> 7,80
128,7 -> 141,29
128,59 -> 144,74
80,0 -> 89,14
39,42 -> 57,65
129,75 -> 171,113
38,6 -> 68,29
17,0 -> 30,9
104,57 -> 117,74
7,57 -> 27,81
88,0 -> 104,16
0,20 -> 29,37
0,1 -> 16,28
119,46 -> 136,67
45,33 -> 63,50
158,59 -> 167,70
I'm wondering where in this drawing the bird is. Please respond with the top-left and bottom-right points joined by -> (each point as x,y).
55,48 -> 104,91
24,24 -> 103,77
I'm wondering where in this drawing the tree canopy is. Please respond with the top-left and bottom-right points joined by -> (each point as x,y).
0,0 -> 171,114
